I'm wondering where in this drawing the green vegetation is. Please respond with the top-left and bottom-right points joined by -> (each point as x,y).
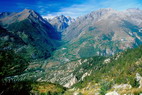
7,20 -> 52,59
0,81 -> 32,95
0,49 -> 66,95
1,41 -> 142,95
0,49 -> 29,78
0,49 -> 31,95
72,56 -> 106,85
71,46 -> 142,94
100,82 -> 112,95
31,82 -> 66,95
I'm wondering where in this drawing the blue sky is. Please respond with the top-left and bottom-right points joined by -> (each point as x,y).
0,0 -> 142,18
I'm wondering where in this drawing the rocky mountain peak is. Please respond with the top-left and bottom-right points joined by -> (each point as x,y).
22,9 -> 34,13
77,8 -> 117,24
124,8 -> 142,14
90,8 -> 116,16
58,15 -> 66,18
53,15 -> 74,24
0,9 -> 49,25
20,9 -> 41,20
97,8 -> 115,12
48,15 -> 75,32
21,9 -> 40,17
126,8 -> 140,11
54,15 -> 68,22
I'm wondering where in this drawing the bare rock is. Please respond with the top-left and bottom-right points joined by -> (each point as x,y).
64,76 -> 78,88
136,73 -> 142,88
106,91 -> 120,95
112,84 -> 132,90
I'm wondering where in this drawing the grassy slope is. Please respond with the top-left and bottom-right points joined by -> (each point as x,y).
65,46 -> 142,95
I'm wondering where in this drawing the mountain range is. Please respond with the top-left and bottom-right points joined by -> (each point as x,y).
49,8 -> 142,64
0,9 -> 61,59
1,8 -> 142,95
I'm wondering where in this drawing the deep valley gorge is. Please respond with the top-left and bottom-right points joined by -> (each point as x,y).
1,7 -> 142,95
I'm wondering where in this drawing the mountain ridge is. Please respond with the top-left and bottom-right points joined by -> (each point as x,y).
48,15 -> 75,33
1,8 -> 142,95
48,8 -> 142,64
0,9 -> 61,59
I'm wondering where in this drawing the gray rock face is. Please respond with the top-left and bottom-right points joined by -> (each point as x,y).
50,8 -> 142,63
136,73 -> 142,88
64,75 -> 78,88
106,91 -> 120,95
63,8 -> 142,41
15,57 -> 103,88
112,84 -> 132,90
48,15 -> 75,32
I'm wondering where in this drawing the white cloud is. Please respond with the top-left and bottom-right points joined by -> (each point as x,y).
57,4 -> 97,17
42,0 -> 142,18
42,14 -> 56,19
100,0 -> 142,10
42,3 -> 98,18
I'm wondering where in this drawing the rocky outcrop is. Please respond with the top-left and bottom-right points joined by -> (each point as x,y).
64,76 -> 78,88
48,15 -> 75,32
81,72 -> 91,80
103,58 -> 111,64
136,73 -> 142,88
112,84 -> 132,90
73,92 -> 80,95
106,91 -> 120,95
